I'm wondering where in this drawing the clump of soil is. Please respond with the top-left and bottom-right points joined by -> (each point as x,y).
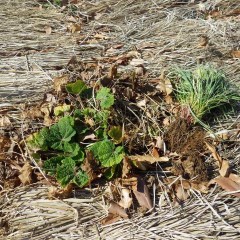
165,118 -> 208,182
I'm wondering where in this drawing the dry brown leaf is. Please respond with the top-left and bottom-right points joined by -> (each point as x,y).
0,136 -> 11,160
126,51 -> 141,58
229,173 -> 240,184
66,15 -> 77,22
122,157 -> 132,178
118,188 -> 132,209
129,155 -> 169,164
205,142 -> 230,177
190,181 -> 209,194
48,185 -> 73,199
164,95 -> 173,104
226,9 -> 240,16
198,36 -> 208,47
108,201 -> 128,219
101,213 -> 121,225
81,151 -> 98,182
108,65 -> 118,80
18,162 -> 33,185
175,185 -> 189,202
156,71 -> 173,95
231,50 -> 240,58
210,176 -> 240,198
53,75 -> 69,92
132,177 -> 153,210
68,23 -> 81,33
152,147 -> 160,158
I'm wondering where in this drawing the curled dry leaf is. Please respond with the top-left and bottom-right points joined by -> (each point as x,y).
68,23 -> 81,33
53,75 -> 69,92
132,177 -> 153,210
210,176 -> 240,198
122,157 -> 132,178
231,50 -> 240,58
205,142 -> 230,177
198,35 -> 208,47
0,136 -> 12,160
156,71 -> 173,95
108,201 -> 128,219
175,185 -> 189,202
18,162 -> 33,185
101,213 -> 121,225
118,188 -> 132,209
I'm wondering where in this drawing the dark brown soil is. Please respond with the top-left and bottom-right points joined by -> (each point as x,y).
165,118 -> 208,182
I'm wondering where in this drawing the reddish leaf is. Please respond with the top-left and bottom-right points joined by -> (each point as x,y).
108,201 -> 128,219
132,177 -> 153,210
211,176 -> 240,198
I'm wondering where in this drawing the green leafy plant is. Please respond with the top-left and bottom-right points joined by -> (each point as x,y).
96,87 -> 115,109
170,65 -> 240,122
27,82 -> 124,188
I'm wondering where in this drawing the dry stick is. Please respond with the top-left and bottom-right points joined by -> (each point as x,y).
189,189 -> 236,230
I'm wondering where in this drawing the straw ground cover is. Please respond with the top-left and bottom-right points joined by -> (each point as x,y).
1,0 -> 240,239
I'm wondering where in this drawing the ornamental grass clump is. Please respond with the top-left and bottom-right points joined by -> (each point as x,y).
172,65 -> 240,122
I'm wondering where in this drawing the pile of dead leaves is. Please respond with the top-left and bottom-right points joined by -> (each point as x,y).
1,62 -> 239,223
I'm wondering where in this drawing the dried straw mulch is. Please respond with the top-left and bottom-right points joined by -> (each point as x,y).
1,183 -> 240,239
1,0 -> 240,239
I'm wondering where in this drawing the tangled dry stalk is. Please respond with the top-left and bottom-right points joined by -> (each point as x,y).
1,0 -> 240,239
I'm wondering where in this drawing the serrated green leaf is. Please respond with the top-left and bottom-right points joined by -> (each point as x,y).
27,128 -> 49,151
48,116 -> 76,150
63,142 -> 80,156
56,157 -> 76,187
43,156 -> 65,175
96,87 -> 114,109
89,140 -> 125,167
63,142 -> 85,164
108,126 -> 123,144
58,116 -> 76,141
66,80 -> 87,95
54,104 -> 71,116
72,170 -> 89,187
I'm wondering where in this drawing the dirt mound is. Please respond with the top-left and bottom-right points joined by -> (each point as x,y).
165,118 -> 208,182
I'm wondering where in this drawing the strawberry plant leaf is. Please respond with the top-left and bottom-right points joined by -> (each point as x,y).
43,156 -> 65,175
54,104 -> 71,116
56,157 -> 76,187
63,142 -> 85,163
27,127 -> 49,151
48,116 -> 76,150
72,170 -> 89,187
96,87 -> 114,109
89,140 -> 125,167
63,142 -> 80,157
108,126 -> 123,144
66,80 -> 87,95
